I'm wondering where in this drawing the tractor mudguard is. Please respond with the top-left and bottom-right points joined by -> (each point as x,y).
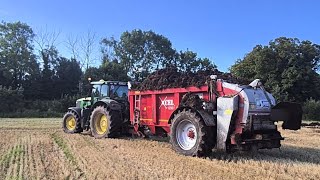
270,102 -> 302,130
92,100 -> 122,111
68,107 -> 81,118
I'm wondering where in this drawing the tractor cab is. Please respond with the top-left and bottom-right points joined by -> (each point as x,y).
91,80 -> 128,100
75,80 -> 129,109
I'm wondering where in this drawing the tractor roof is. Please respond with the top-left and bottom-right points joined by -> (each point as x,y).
90,80 -> 127,85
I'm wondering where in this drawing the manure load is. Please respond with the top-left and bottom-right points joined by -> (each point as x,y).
131,67 -> 248,91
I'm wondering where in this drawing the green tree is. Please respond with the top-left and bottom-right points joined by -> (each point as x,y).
0,21 -> 39,90
0,86 -> 24,114
230,37 -> 320,102
302,99 -> 320,121
101,29 -> 216,80
55,58 -> 82,97
100,59 -> 130,81
101,29 -> 176,80
81,67 -> 103,96
177,50 -> 216,72
37,46 -> 59,99
84,67 -> 103,82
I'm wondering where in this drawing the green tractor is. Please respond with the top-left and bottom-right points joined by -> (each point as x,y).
62,80 -> 130,138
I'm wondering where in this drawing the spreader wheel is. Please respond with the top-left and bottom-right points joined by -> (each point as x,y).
170,109 -> 214,157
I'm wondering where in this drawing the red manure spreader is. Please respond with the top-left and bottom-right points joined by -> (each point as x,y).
129,76 -> 302,156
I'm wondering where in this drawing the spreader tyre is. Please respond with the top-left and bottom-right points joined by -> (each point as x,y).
170,109 -> 214,157
62,111 -> 83,133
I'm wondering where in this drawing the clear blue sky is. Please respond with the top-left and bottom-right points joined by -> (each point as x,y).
1,0 -> 319,71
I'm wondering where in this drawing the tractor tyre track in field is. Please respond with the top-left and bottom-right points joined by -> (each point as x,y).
50,132 -> 86,179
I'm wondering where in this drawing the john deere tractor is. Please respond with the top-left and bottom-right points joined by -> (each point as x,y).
62,80 -> 129,138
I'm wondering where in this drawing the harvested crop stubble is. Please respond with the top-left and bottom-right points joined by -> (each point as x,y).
0,118 -> 319,179
132,67 -> 248,90
301,122 -> 320,128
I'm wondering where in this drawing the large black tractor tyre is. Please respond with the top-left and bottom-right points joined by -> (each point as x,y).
170,109 -> 214,157
90,106 -> 122,138
62,111 -> 83,134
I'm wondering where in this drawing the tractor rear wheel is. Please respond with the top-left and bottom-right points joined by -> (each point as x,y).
170,109 -> 214,157
90,106 -> 122,138
62,111 -> 83,133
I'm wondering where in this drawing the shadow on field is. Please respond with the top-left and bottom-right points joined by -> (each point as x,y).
81,130 -> 92,136
78,131 -> 320,165
210,145 -> 320,165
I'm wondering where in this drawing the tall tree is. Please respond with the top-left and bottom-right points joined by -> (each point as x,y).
83,67 -> 103,82
81,30 -> 96,70
34,27 -> 60,71
101,29 -> 217,81
33,27 -> 61,99
177,50 -> 216,72
55,57 -> 82,97
37,47 -> 59,99
100,59 -> 130,81
101,29 -> 176,80
230,37 -> 320,102
66,30 -> 97,71
0,21 -> 39,90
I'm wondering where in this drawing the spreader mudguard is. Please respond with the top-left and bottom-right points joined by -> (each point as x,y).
216,95 -> 239,151
270,102 -> 302,130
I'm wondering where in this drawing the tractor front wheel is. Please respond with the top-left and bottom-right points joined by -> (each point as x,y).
62,111 -> 83,133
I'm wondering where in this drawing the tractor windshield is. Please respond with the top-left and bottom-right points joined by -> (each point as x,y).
101,84 -> 109,97
109,85 -> 128,99
92,85 -> 101,97
92,84 -> 110,97
91,83 -> 128,99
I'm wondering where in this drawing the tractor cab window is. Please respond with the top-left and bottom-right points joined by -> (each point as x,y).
110,85 -> 128,99
101,85 -> 109,97
92,85 -> 101,97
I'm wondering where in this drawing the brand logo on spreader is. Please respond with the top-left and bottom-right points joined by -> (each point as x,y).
159,97 -> 175,110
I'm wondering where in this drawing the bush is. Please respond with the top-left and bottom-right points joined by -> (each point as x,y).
0,86 -> 24,113
0,91 -> 81,118
0,110 -> 63,118
302,99 -> 320,121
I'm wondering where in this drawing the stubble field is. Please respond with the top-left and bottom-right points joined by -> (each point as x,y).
0,118 -> 319,180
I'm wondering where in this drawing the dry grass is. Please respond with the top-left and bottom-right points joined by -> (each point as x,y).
0,118 -> 319,179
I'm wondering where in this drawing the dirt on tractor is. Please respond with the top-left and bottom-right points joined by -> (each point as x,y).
131,67 -> 248,91
0,118 -> 320,179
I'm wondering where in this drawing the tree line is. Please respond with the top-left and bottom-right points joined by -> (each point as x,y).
0,21 -> 216,100
0,21 -> 320,120
230,37 -> 320,120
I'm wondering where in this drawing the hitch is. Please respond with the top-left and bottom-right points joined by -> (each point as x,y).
132,109 -> 145,138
